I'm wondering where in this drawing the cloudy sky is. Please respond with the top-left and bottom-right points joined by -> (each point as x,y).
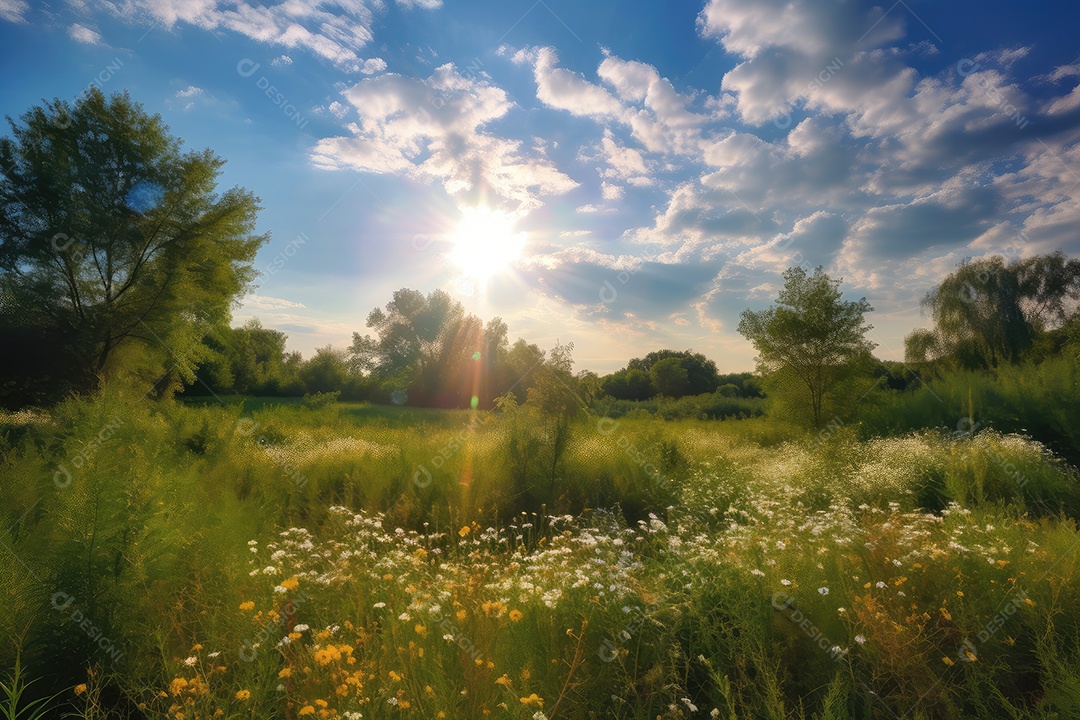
2,0 -> 1079,373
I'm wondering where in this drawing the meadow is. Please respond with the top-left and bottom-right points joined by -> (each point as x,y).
3,378 -> 1080,720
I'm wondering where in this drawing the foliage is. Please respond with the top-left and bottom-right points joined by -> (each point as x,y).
907,252 -> 1080,368
738,266 -> 875,428
0,89 -> 266,405
4,392 -> 1080,718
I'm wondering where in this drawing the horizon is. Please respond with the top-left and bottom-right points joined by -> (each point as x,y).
2,0 -> 1079,374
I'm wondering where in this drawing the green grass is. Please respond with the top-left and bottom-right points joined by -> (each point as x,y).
2,386 -> 1080,719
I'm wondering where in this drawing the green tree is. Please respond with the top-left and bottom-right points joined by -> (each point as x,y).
907,252 -> 1080,368
650,356 -> 690,397
626,349 -> 720,396
0,89 -> 266,402
601,368 -> 654,400
738,266 -> 875,428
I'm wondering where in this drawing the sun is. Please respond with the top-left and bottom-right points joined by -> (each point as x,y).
447,206 -> 526,281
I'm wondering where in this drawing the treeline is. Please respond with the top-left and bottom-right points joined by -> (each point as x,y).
182,289 -> 763,413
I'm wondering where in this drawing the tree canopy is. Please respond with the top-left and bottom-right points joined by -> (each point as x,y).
906,252 -> 1080,367
738,266 -> 875,427
0,89 -> 266,404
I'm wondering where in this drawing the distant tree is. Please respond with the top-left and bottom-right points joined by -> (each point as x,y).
650,357 -> 690,397
601,368 -> 654,400
349,288 -> 482,406
738,266 -> 875,428
0,89 -> 266,403
907,252 -> 1080,368
903,328 -> 941,365
300,346 -> 353,394
626,349 -> 720,396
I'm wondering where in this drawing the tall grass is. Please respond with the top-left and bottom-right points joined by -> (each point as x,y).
2,387 -> 1080,718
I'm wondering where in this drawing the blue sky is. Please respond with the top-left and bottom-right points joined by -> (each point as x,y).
2,0 -> 1079,373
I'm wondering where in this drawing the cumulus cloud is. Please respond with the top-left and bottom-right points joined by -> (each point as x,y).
360,57 -> 388,75
311,64 -> 577,212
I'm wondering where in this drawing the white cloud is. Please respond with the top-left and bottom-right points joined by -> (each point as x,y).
271,54 -> 292,67
68,23 -> 104,45
176,85 -> 203,98
0,0 -> 28,23
311,64 -> 577,212
360,57 -> 388,75
601,181 -> 624,201
522,46 -> 624,118
105,0 -> 438,69
240,294 -> 307,310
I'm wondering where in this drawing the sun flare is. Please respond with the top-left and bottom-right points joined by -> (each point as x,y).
448,206 -> 525,281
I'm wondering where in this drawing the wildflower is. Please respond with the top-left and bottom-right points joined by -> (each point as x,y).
509,610 -> 524,622
415,624 -> 428,636
854,635 -> 866,645
818,587 -> 829,596
280,577 -> 300,591
388,671 -> 403,682
750,569 -> 765,577
299,706 -> 315,716
780,579 -> 792,586
520,693 -> 544,707
496,674 -> 512,687
235,690 -> 251,701
315,699 -> 328,708
74,684 -> 87,696
191,644 -> 202,652
278,668 -> 292,678
459,526 -> 471,537
170,677 -> 189,695
942,656 -> 954,666
183,656 -> 197,667
294,624 -> 310,632
373,602 -> 386,609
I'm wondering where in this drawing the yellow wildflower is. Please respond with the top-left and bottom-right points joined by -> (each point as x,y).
279,577 -> 299,591
278,668 -> 292,679
74,684 -> 88,696
298,706 -> 315,716
459,526 -> 471,537
520,693 -> 544,707
508,609 -> 523,622
235,690 -> 251,701
942,656 -> 955,666
238,601 -> 255,611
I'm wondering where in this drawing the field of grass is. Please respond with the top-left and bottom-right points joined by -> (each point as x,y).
3,387 -> 1080,719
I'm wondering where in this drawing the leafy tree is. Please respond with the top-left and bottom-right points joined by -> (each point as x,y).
0,89 -> 266,403
299,346 -> 353,395
650,357 -> 690,397
906,252 -> 1080,368
738,266 -> 875,428
626,349 -> 720,396
601,368 -> 654,400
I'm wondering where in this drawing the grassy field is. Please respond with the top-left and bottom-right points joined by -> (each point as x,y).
3,388 -> 1080,719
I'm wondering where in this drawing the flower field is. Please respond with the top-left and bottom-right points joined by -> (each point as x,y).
3,392 -> 1080,719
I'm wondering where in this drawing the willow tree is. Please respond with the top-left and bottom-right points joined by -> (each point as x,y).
0,89 -> 266,401
738,266 -> 875,428
906,252 -> 1080,367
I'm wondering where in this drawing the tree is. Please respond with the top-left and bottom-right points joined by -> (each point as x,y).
907,252 -> 1080,368
0,89 -> 266,402
738,266 -> 875,428
626,349 -> 720,396
650,357 -> 690,397
601,368 -> 654,400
